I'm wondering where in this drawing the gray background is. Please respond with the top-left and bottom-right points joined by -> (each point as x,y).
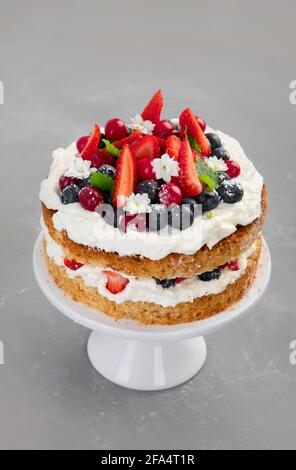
0,0 -> 295,450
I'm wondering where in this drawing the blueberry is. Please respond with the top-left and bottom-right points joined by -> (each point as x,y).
198,268 -> 221,282
97,164 -> 116,179
205,133 -> 221,151
217,171 -> 230,184
78,178 -> 91,189
147,205 -> 168,232
137,180 -> 159,203
155,278 -> 176,289
194,191 -> 221,213
61,185 -> 80,204
217,180 -> 244,204
182,197 -> 200,219
99,133 -> 106,149
168,205 -> 194,230
211,146 -> 230,161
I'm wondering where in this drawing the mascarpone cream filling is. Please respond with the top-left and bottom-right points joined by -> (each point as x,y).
39,125 -> 263,261
42,219 -> 258,308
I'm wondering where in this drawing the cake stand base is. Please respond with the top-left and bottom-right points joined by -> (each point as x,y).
87,332 -> 207,391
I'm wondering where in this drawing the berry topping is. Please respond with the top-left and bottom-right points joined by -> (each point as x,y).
89,150 -> 114,168
221,259 -> 240,271
79,186 -> 104,211
97,164 -> 116,179
198,268 -> 221,282
182,197 -> 200,219
112,145 -> 137,208
104,271 -> 129,294
194,191 -> 221,213
141,89 -> 163,124
153,120 -> 174,139
179,108 -> 211,156
168,204 -> 194,230
217,180 -> 244,204
80,124 -> 101,160
178,139 -> 203,197
113,131 -> 143,148
147,204 -> 168,232
205,132 -> 221,151
217,171 -> 231,184
76,135 -> 89,154
64,258 -> 84,271
166,135 -> 181,159
225,160 -> 241,178
137,157 -> 157,181
155,278 -> 177,289
196,116 -> 206,132
78,178 -> 91,189
211,146 -> 230,161
104,118 -> 127,142
61,185 -> 80,205
158,182 -> 183,207
131,135 -> 160,160
59,175 -> 78,192
137,180 -> 159,203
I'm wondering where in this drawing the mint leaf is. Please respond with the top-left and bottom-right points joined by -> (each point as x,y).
102,139 -> 120,157
185,127 -> 201,154
196,159 -> 219,191
89,171 -> 114,192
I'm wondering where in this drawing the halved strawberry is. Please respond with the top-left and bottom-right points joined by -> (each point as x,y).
131,135 -> 160,160
104,271 -> 129,294
166,135 -> 181,159
178,139 -> 203,197
179,108 -> 211,156
112,144 -> 137,208
157,136 -> 167,154
141,90 -> 163,124
113,131 -> 143,148
80,124 -> 101,160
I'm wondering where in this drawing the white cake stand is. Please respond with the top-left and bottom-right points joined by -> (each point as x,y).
33,233 -> 271,391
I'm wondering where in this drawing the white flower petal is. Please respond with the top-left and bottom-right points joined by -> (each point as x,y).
152,153 -> 180,183
206,156 -> 227,172
124,193 -> 152,215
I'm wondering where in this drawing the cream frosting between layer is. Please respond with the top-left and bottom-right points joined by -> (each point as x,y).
42,219 -> 257,308
39,126 -> 263,260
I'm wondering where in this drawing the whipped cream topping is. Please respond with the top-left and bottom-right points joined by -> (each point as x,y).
42,219 -> 257,307
39,125 -> 263,260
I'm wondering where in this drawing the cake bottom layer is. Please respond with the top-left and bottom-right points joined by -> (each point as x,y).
43,237 -> 262,325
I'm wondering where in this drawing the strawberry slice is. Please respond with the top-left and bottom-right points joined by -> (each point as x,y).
178,139 -> 203,197
104,271 -> 129,294
112,144 -> 137,208
113,131 -> 143,148
141,90 -> 163,124
80,124 -> 101,160
179,108 -> 211,157
166,135 -> 181,159
131,135 -> 160,160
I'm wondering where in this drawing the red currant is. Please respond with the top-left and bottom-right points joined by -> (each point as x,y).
64,258 -> 84,270
137,158 -> 156,181
226,160 -> 241,178
196,116 -> 206,132
79,186 -> 104,211
59,175 -> 78,191
76,135 -> 89,154
105,118 -> 127,141
153,120 -> 174,139
158,183 -> 183,206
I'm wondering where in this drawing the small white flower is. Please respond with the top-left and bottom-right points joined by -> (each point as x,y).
206,156 -> 228,172
152,153 -> 179,183
124,193 -> 152,215
129,114 -> 155,135
64,156 -> 95,180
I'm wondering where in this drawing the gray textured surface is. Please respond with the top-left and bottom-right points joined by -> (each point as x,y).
0,0 -> 295,450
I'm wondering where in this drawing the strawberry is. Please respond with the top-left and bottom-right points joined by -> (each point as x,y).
221,259 -> 240,271
112,144 -> 137,208
141,90 -> 163,124
80,124 -> 101,160
131,135 -> 160,160
166,135 -> 181,159
156,136 -> 167,154
104,271 -> 129,294
113,131 -> 143,148
179,108 -> 211,156
178,139 -> 203,197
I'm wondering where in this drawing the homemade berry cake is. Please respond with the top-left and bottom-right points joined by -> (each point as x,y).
39,90 -> 267,325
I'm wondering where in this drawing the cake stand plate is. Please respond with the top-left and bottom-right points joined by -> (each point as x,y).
33,233 -> 271,391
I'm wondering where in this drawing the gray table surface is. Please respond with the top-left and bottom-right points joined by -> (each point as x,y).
0,0 -> 295,450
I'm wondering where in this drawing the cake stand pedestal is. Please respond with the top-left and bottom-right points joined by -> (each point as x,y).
33,234 -> 271,391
